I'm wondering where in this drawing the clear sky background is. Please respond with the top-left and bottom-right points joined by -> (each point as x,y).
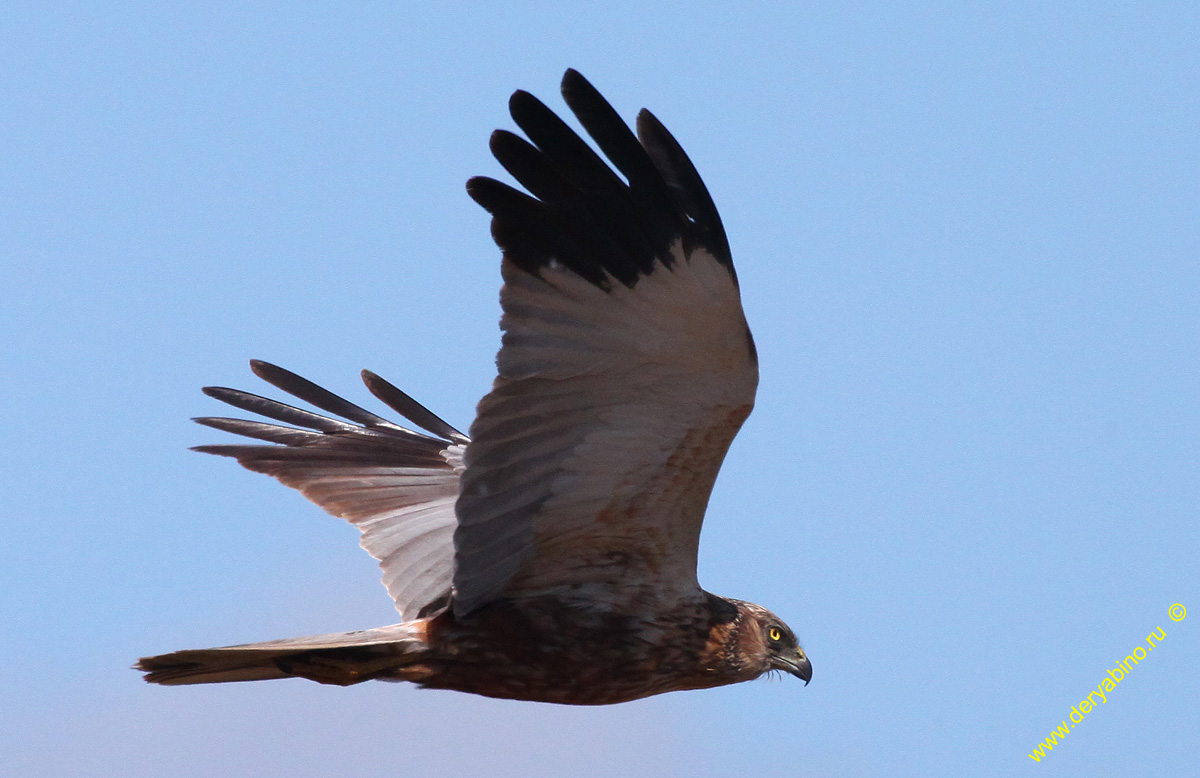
3,3 -> 1197,776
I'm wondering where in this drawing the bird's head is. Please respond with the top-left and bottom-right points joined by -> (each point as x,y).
725,600 -> 812,685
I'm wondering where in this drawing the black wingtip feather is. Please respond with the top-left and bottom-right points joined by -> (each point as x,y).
472,69 -> 734,291
249,360 -> 391,428
467,175 -> 612,287
361,370 -> 469,444
199,364 -> 469,451
636,108 -> 733,271
201,386 -> 355,433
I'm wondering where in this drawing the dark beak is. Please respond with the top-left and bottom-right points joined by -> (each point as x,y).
772,650 -> 812,685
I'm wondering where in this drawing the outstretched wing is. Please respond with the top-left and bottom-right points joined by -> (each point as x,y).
453,70 -> 758,615
194,360 -> 467,621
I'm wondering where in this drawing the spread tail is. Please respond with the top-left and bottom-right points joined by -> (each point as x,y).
136,623 -> 429,686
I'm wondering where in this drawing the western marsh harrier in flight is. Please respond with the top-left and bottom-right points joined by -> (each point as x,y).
137,70 -> 811,704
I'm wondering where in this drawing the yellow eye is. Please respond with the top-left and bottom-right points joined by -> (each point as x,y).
768,627 -> 782,642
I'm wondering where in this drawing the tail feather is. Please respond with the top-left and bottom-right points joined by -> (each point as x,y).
137,624 -> 429,686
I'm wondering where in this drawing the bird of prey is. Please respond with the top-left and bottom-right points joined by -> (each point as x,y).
137,69 -> 811,705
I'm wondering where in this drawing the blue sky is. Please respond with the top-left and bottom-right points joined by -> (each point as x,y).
3,2 -> 1197,776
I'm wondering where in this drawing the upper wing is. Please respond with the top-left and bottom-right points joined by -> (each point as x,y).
194,360 -> 467,621
453,70 -> 758,615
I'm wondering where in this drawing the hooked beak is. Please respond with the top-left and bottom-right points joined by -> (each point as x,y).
772,649 -> 812,685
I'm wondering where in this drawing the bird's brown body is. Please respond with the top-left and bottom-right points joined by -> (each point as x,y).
137,70 -> 811,704
402,594 -> 759,705
141,594 -> 797,705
